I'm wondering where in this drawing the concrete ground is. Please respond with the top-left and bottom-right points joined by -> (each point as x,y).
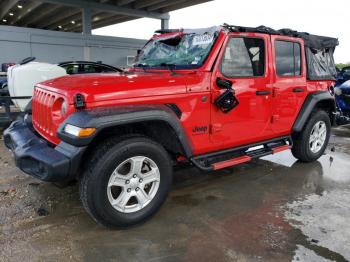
0,127 -> 350,262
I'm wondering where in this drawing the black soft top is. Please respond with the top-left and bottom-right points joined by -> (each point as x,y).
223,24 -> 339,49
223,24 -> 338,80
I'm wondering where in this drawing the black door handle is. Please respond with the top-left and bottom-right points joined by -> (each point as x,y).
293,87 -> 305,93
256,90 -> 271,96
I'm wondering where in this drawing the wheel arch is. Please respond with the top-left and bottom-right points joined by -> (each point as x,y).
57,105 -> 193,160
293,91 -> 336,133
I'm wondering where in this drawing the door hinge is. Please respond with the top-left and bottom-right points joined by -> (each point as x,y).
210,123 -> 222,133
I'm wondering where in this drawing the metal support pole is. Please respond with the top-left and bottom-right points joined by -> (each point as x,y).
161,18 -> 169,30
82,7 -> 92,35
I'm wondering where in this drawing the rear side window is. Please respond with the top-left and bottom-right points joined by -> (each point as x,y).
220,37 -> 265,77
275,41 -> 301,76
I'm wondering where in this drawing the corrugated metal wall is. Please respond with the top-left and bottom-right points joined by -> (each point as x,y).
0,25 -> 147,67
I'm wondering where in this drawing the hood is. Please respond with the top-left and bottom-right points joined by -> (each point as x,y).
37,71 -> 188,104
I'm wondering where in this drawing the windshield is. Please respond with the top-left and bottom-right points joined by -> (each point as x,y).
134,29 -> 219,69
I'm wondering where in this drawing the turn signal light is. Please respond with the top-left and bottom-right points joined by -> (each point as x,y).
64,124 -> 96,137
78,128 -> 96,137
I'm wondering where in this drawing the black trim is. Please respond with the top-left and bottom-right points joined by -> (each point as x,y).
256,90 -> 271,95
165,104 -> 182,119
292,87 -> 305,93
57,104 -> 193,157
3,117 -> 85,182
293,91 -> 336,132
58,61 -> 123,73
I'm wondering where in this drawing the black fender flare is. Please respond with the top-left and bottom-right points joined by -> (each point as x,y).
57,104 -> 193,157
293,91 -> 336,133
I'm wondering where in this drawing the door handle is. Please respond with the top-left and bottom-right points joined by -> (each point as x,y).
256,90 -> 271,96
292,87 -> 305,93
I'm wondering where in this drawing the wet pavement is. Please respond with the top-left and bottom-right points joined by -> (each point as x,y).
0,126 -> 350,262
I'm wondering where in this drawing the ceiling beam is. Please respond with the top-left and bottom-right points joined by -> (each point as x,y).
93,16 -> 139,30
147,0 -> 188,12
93,15 -> 131,28
11,1 -> 43,25
25,4 -> 61,26
37,0 -> 169,19
116,0 -> 136,6
47,12 -> 83,30
35,7 -> 80,28
133,0 -> 165,10
161,0 -> 213,12
64,12 -> 118,31
0,0 -> 20,20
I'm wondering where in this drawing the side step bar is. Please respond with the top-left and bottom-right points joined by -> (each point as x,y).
190,136 -> 292,171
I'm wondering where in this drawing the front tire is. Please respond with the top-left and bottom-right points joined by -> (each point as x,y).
79,136 -> 173,228
292,110 -> 331,162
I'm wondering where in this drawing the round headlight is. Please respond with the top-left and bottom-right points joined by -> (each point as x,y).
61,100 -> 67,115
334,87 -> 342,96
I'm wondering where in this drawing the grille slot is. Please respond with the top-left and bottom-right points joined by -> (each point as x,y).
32,87 -> 60,143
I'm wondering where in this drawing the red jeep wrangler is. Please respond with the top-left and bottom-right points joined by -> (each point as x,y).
4,25 -> 339,227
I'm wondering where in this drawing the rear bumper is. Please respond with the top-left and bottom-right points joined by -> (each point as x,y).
3,116 -> 86,182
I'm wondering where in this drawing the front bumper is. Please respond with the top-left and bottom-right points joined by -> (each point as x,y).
3,117 -> 86,182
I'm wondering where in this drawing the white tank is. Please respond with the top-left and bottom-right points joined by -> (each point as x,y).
7,62 -> 67,111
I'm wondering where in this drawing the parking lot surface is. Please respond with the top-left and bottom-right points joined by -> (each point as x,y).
1,127 -> 350,262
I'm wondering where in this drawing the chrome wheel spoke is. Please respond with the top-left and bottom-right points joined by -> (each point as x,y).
108,172 -> 128,188
142,169 -> 160,185
136,188 -> 150,207
311,141 -> 317,152
112,190 -> 131,210
309,134 -> 317,143
130,156 -> 145,174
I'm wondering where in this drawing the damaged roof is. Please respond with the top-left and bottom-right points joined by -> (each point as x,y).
223,24 -> 339,49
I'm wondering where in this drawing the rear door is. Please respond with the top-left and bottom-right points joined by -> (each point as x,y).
270,36 -> 307,135
210,33 -> 274,148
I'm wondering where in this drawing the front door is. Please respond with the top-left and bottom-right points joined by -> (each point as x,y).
210,33 -> 274,149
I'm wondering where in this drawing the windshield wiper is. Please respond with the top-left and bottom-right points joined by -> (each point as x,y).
159,63 -> 182,76
133,63 -> 163,74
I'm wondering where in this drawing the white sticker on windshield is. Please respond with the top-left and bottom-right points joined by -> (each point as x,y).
192,34 -> 214,46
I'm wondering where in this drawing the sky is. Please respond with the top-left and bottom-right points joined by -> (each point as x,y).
93,0 -> 349,63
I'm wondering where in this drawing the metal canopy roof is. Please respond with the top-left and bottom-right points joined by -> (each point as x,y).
0,0 -> 213,33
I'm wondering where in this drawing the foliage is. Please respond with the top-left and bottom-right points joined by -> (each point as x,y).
336,63 -> 350,69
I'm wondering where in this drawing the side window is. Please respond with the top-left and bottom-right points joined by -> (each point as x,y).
220,37 -> 265,77
63,64 -> 79,75
275,41 -> 301,76
98,66 -> 114,73
83,64 -> 98,73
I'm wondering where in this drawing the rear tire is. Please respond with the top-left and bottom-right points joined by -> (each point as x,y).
79,136 -> 173,228
292,110 -> 331,162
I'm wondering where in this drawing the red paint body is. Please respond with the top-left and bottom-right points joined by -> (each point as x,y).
32,30 -> 333,156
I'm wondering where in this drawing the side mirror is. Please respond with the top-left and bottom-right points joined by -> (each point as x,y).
137,49 -> 142,55
216,78 -> 232,89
